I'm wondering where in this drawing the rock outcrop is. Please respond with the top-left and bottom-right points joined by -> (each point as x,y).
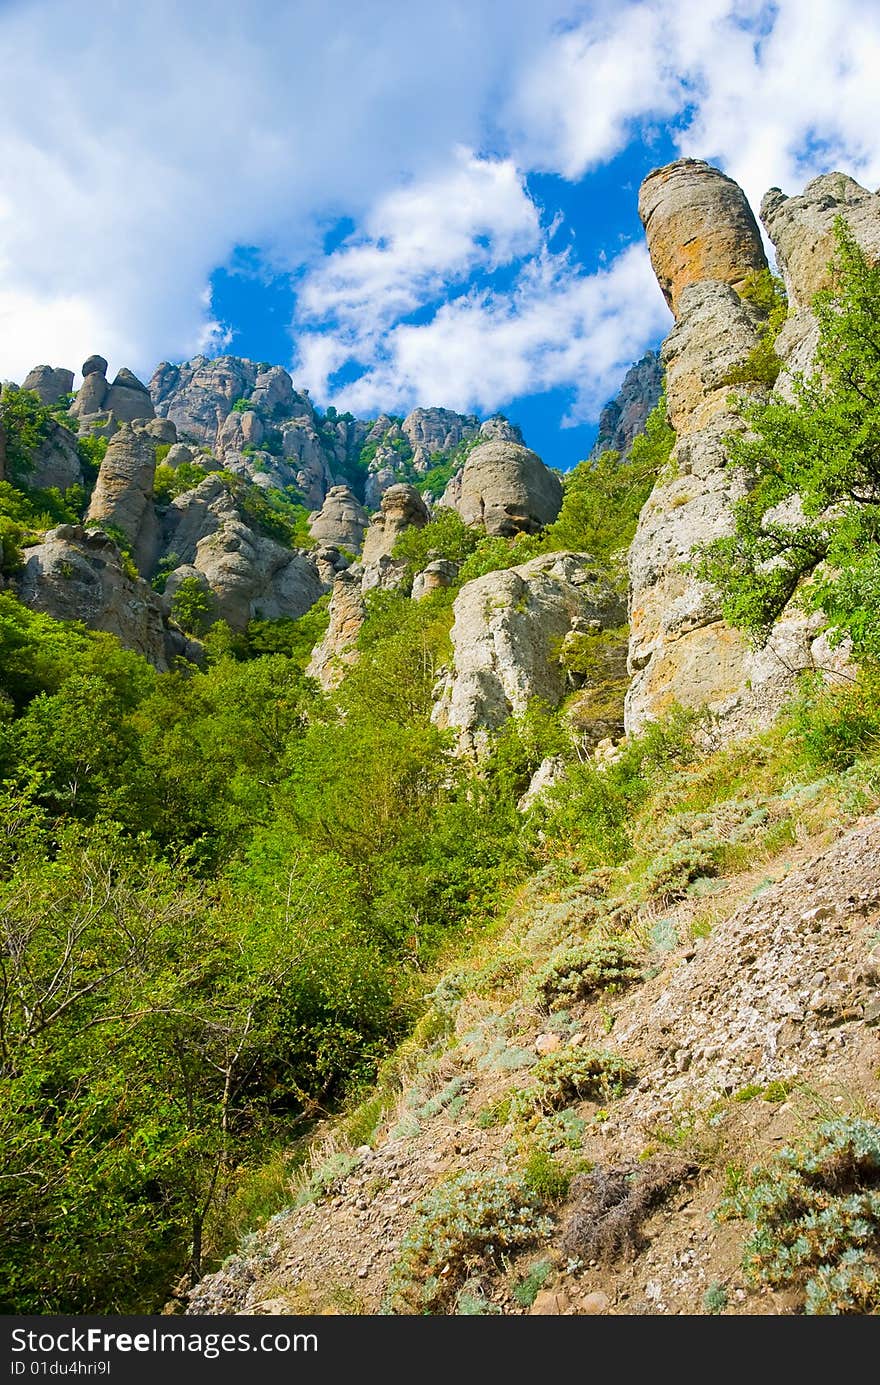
29,420 -> 83,492
432,551 -> 625,755
70,356 -> 154,429
411,558 -> 459,600
638,158 -> 768,315
307,485 -> 369,553
625,160 -> 870,737
455,440 -> 563,536
401,407 -> 479,471
305,570 -> 366,690
360,483 -> 429,591
15,524 -> 196,671
85,420 -> 165,574
21,365 -> 74,406
591,351 -> 663,458
160,475 -> 326,631
761,173 -> 880,391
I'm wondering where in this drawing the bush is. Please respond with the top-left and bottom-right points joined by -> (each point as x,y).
511,1049 -> 634,1122
715,1117 -> 880,1314
561,1157 -> 697,1263
385,1170 -> 553,1313
532,937 -> 642,1008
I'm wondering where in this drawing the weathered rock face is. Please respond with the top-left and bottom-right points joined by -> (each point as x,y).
455,440 -> 563,536
478,415 -> 524,445
625,161 -> 869,738
15,524 -> 195,671
70,357 -> 154,428
307,485 -> 369,552
21,365 -> 74,406
411,558 -> 459,600
401,407 -> 479,470
280,416 -> 336,507
150,356 -> 261,448
432,551 -> 625,755
761,173 -> 880,395
29,420 -> 83,492
639,158 -> 768,315
161,476 -> 326,630
305,570 -> 366,690
591,351 -> 663,458
360,483 -> 429,591
85,421 -> 161,574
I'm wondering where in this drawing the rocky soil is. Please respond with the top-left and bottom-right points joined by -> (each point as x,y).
185,810 -> 880,1317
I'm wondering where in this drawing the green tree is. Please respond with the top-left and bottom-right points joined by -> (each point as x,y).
692,220 -> 880,660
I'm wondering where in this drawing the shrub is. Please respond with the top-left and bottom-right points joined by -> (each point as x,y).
511,1049 -> 634,1122
715,1117 -> 880,1314
385,1170 -> 553,1314
532,937 -> 642,1008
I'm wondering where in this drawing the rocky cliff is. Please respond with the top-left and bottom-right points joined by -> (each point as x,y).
624,159 -> 877,737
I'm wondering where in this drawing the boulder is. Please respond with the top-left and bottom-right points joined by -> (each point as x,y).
102,367 -> 155,424
305,570 -> 366,690
361,483 -> 429,591
432,551 -> 625,756
308,485 -> 369,552
412,558 -> 459,600
456,439 -> 563,536
85,422 -> 159,574
638,158 -> 768,315
70,358 -> 108,418
163,443 -> 195,469
15,524 -> 196,671
21,365 -> 74,406
160,475 -> 326,631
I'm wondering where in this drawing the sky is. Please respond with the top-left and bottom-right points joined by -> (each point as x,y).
1,0 -> 878,471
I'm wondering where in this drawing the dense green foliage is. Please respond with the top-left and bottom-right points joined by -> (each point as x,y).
694,222 -> 880,660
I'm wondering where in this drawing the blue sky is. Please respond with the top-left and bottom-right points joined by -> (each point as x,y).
1,1 -> 879,471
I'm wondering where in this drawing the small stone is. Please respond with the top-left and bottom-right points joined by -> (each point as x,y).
864,997 -> 880,1025
530,1289 -> 570,1315
581,1291 -> 610,1315
535,1032 -> 562,1056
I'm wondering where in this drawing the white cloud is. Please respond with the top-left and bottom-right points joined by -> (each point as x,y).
0,0 -> 878,423
313,242 -> 671,424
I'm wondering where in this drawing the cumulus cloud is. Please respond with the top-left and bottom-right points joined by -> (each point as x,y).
300,239 -> 670,424
0,0 -> 878,424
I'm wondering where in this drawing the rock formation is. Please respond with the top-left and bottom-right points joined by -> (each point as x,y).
15,524 -> 197,671
454,439 -> 563,536
85,420 -> 166,574
625,159 -> 872,737
29,420 -> 83,492
638,158 -> 768,315
70,356 -> 154,429
307,485 -> 369,552
401,407 -> 479,471
305,570 -> 366,690
360,483 -> 429,591
591,351 -> 663,458
411,558 -> 459,600
160,475 -> 326,630
21,365 -> 74,406
432,551 -> 625,755
761,172 -> 880,390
